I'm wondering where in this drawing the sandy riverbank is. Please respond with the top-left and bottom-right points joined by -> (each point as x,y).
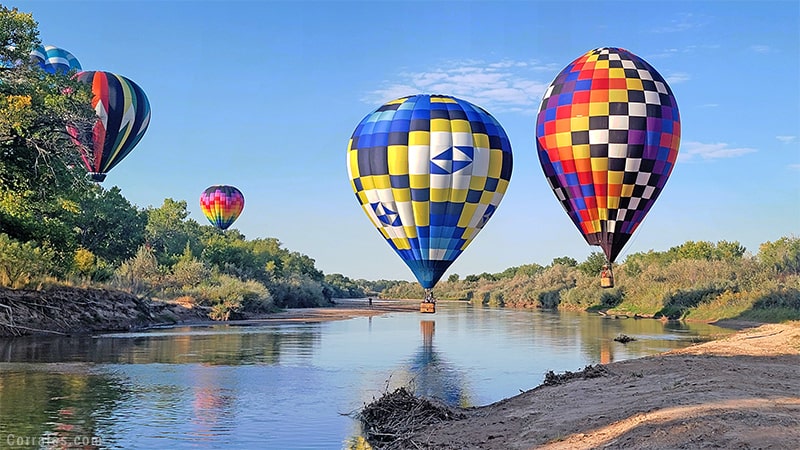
376,321 -> 800,450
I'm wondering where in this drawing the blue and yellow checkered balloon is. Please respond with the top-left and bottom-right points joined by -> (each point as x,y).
347,94 -> 513,288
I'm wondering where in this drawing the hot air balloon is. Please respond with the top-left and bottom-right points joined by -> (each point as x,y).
69,71 -> 151,182
30,45 -> 81,74
200,185 -> 245,230
347,94 -> 513,311
535,47 -> 681,287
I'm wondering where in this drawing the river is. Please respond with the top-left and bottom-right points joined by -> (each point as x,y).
0,300 -> 732,449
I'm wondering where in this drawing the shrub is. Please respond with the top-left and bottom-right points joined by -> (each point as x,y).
0,233 -> 55,288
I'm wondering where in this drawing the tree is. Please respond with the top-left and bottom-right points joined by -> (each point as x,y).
145,198 -> 202,265
714,240 -> 746,261
551,256 -> 578,267
0,6 -> 95,195
71,185 -> 147,264
758,236 -> 800,275
0,7 -> 97,272
577,252 -> 607,276
516,263 -> 544,277
447,273 -> 459,283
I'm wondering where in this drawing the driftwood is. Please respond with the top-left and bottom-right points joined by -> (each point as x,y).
614,334 -> 636,343
354,387 -> 464,449
542,364 -> 610,386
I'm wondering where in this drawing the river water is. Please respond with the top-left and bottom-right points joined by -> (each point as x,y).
0,300 -> 732,449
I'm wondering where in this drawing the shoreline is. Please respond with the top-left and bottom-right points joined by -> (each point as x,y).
371,321 -> 800,449
0,283 -> 763,339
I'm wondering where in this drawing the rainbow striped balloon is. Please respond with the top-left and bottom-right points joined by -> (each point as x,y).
200,185 -> 245,230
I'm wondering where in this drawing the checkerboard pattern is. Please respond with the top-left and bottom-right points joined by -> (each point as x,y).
200,185 -> 245,230
348,94 -> 513,288
535,48 -> 681,262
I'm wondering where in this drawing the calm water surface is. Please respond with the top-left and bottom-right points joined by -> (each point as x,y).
0,301 -> 732,449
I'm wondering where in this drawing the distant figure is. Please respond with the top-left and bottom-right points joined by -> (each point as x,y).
368,297 -> 373,307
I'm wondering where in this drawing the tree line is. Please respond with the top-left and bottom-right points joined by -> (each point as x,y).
380,237 -> 800,323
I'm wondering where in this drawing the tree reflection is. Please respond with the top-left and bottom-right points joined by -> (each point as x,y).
0,366 -> 128,449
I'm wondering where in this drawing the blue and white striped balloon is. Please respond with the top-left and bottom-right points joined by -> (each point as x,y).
30,45 -> 81,74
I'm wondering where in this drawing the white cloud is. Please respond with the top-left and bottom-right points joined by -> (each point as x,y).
666,72 -> 690,84
790,164 -> 800,171
679,141 -> 757,161
749,45 -> 772,53
652,13 -> 708,33
364,60 -> 552,113
776,135 -> 797,144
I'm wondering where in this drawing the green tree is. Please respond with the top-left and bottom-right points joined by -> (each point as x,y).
578,252 -> 607,276
0,6 -> 95,195
516,263 -> 544,277
71,185 -> 146,264
714,240 -> 746,261
145,198 -> 202,265
0,6 -> 97,273
447,273 -> 459,282
0,233 -> 54,287
551,256 -> 578,267
758,237 -> 800,275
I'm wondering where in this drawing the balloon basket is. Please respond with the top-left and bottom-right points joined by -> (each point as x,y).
600,274 -> 614,288
419,302 -> 436,314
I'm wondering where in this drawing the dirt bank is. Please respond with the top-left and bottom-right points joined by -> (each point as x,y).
0,285 -> 210,337
374,322 -> 800,449
0,286 -> 417,338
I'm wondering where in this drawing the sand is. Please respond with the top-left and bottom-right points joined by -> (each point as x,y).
395,321 -> 800,450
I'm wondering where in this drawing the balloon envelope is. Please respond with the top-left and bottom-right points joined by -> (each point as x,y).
70,71 -> 151,182
30,45 -> 81,74
347,94 -> 513,288
200,185 -> 245,230
535,47 -> 680,263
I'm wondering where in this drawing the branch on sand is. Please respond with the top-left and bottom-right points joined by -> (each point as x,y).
353,386 -> 464,450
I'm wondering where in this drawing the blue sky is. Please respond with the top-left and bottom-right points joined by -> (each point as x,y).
14,0 -> 800,282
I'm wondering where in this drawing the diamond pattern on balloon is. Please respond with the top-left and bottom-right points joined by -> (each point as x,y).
431,146 -> 474,175
371,202 -> 402,226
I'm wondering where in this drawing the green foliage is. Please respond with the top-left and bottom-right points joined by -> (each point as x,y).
577,252 -> 607,277
551,256 -> 577,267
268,275 -> 331,308
758,236 -> 800,275
447,273 -> 459,282
0,233 -> 53,287
376,237 -> 797,325
145,198 -> 202,265
112,245 -> 161,295
0,6 -> 95,195
185,274 -> 273,320
324,273 -> 366,298
72,185 -> 146,264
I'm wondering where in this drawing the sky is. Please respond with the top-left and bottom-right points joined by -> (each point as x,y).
12,0 -> 800,282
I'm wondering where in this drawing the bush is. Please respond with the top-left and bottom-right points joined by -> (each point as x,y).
0,233 -> 55,288
185,274 -> 274,319
268,275 -> 331,308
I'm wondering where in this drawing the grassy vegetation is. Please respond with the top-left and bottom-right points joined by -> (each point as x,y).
381,237 -> 800,324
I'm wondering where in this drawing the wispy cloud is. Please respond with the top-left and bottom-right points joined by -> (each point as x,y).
666,72 -> 690,84
679,141 -> 757,161
749,45 -> 773,54
776,135 -> 797,144
364,60 -> 552,113
652,13 -> 708,33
